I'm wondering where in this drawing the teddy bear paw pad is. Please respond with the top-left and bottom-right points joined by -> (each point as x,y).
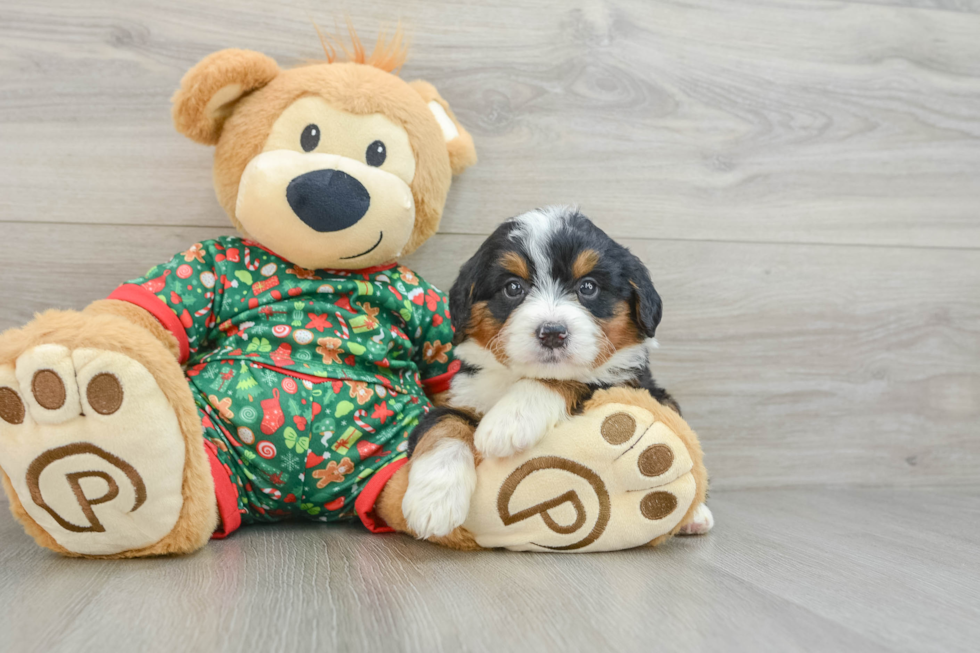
0,345 -> 186,555
463,403 -> 697,552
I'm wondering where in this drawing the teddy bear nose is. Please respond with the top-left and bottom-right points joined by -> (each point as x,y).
286,169 -> 371,232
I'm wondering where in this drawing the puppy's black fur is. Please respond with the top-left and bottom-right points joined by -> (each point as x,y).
406,406 -> 479,457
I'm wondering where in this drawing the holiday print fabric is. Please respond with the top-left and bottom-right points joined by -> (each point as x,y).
112,236 -> 458,523
190,362 -> 428,523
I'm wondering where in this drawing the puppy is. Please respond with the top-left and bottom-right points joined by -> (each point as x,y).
401,206 -> 712,539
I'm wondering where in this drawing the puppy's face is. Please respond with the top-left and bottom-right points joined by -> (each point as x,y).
450,207 -> 663,379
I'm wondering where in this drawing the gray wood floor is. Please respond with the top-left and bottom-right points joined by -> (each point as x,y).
0,0 -> 978,651
1,488 -> 978,653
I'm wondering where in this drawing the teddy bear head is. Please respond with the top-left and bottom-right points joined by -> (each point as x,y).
171,30 -> 476,270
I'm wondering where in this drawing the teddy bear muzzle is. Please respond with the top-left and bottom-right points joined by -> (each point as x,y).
234,149 -> 415,269
285,168 -> 371,233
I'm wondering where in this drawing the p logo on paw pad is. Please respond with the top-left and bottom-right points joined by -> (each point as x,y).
25,443 -> 146,533
496,456 -> 611,551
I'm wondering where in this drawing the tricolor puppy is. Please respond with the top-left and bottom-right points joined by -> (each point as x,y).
401,206 -> 712,539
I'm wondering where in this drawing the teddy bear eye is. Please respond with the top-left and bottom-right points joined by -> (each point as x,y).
366,140 -> 387,167
301,124 -> 320,152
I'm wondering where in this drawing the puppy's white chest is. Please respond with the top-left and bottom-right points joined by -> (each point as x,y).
448,366 -> 516,415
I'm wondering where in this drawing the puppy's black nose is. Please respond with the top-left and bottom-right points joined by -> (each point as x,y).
537,323 -> 568,349
286,169 -> 371,233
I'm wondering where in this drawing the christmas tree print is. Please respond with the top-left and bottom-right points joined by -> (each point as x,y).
235,363 -> 258,399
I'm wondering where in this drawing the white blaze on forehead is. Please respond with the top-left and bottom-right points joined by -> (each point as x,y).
508,205 -> 577,282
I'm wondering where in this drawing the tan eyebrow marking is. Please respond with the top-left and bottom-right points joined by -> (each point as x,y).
572,249 -> 600,278
499,251 -> 530,279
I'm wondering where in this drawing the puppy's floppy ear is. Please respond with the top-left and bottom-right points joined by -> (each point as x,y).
409,80 -> 477,175
448,252 -> 482,345
172,49 -> 280,145
625,251 -> 663,338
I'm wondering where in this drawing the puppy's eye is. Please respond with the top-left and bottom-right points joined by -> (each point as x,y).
578,278 -> 599,299
366,140 -> 387,167
301,124 -> 320,152
504,279 -> 526,299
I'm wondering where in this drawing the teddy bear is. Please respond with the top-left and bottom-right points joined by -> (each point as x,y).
0,29 -> 707,557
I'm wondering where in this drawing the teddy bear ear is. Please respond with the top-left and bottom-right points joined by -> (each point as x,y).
408,80 -> 477,175
172,49 -> 280,146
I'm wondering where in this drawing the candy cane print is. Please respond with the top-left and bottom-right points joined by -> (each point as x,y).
244,248 -> 260,271
262,487 -> 282,500
193,292 -> 215,317
353,409 -> 376,434
333,312 -> 349,339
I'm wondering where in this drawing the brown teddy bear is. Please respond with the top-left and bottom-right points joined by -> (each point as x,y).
0,29 -> 707,557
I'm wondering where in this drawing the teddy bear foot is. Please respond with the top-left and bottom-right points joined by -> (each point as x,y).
0,345 -> 189,556
462,391 -> 707,553
0,311 -> 217,558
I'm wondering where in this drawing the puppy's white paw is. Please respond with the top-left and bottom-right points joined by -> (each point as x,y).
402,439 -> 476,539
473,406 -> 545,458
678,503 -> 714,535
473,381 -> 567,458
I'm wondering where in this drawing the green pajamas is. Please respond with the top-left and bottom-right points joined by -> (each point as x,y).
109,236 -> 457,531
191,361 -> 429,523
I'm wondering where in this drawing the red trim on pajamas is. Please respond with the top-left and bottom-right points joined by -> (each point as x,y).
108,283 -> 190,363
421,368 -> 456,395
203,439 -> 243,539
355,457 -> 409,533
335,261 -> 398,275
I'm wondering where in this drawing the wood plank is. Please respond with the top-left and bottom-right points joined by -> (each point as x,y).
1,0 -> 979,248
845,0 -> 980,13
700,488 -> 980,653
1,223 -> 977,489
0,488 -> 977,652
